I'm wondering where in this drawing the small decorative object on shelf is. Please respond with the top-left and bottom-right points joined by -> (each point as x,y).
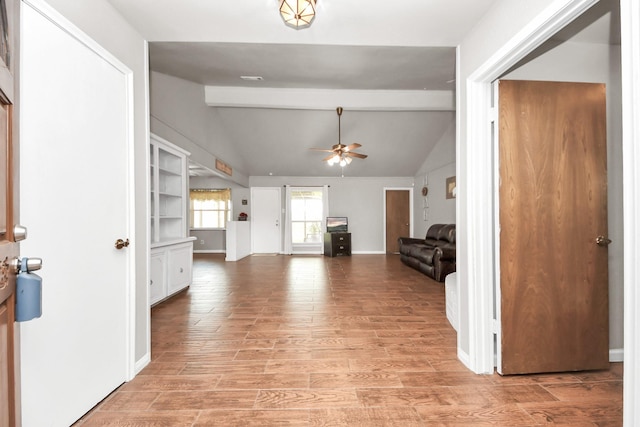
238,212 -> 248,221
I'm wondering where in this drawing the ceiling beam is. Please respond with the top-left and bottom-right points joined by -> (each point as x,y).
204,86 -> 455,111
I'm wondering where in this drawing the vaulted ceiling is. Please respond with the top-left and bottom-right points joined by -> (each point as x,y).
106,0 -> 619,179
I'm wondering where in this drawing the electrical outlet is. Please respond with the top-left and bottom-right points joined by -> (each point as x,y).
200,240 -> 204,245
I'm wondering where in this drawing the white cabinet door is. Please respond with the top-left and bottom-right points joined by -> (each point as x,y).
167,243 -> 193,296
150,249 -> 166,305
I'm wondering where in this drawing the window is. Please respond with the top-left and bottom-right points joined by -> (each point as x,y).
190,188 -> 231,229
291,189 -> 323,243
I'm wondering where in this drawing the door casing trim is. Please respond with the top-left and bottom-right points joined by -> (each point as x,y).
462,0 -> 601,374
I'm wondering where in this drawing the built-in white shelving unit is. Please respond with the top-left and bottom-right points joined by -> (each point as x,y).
149,133 -> 195,305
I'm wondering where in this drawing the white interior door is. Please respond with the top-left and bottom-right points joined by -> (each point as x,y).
18,2 -> 134,426
251,187 -> 282,253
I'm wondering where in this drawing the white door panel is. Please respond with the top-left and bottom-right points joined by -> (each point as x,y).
19,3 -> 133,426
251,188 -> 282,254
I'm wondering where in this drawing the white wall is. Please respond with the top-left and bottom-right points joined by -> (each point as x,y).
414,119 -> 456,238
150,72 -> 208,158
42,0 -> 150,364
503,41 -> 624,351
250,176 -> 414,253
150,72 -> 249,186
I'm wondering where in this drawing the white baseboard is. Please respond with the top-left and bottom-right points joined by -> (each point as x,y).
351,251 -> 386,255
134,353 -> 151,375
609,348 -> 624,362
226,254 -> 251,262
193,250 -> 225,254
458,346 -> 472,370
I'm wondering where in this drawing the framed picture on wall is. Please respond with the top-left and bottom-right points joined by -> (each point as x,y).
446,176 -> 456,199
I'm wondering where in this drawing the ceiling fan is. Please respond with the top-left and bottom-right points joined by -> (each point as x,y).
310,107 -> 368,167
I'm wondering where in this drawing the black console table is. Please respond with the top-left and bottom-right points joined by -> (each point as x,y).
324,232 -> 351,257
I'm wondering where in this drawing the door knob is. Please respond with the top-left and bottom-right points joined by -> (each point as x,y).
115,238 -> 130,250
13,224 -> 28,242
4,257 -> 42,276
595,235 -> 612,246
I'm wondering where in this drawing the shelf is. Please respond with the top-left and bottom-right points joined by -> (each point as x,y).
150,134 -> 193,307
150,134 -> 190,246
158,167 -> 181,176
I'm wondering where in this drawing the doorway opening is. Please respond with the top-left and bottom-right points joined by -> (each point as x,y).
289,187 -> 326,254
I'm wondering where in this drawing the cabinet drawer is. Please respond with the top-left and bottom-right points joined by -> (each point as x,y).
333,244 -> 351,255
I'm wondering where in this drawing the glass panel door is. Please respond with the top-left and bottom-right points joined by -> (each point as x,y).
290,188 -> 323,252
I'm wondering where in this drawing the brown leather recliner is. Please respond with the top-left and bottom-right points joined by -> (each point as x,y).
398,224 -> 456,282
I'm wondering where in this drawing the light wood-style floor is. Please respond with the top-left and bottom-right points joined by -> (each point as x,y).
77,254 -> 623,426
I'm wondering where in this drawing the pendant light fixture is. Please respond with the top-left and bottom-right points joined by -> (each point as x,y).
279,0 -> 317,30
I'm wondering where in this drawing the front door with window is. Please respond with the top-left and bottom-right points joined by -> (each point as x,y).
291,188 -> 324,253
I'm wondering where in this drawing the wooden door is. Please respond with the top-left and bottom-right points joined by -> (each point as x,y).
251,187 -> 282,253
0,97 -> 16,427
18,3 -> 133,425
498,80 -> 609,375
385,190 -> 410,253
0,0 -> 18,425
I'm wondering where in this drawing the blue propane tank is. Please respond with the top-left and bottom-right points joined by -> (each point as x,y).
15,257 -> 43,322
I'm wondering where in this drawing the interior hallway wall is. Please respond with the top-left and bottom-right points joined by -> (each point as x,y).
414,119 -> 456,238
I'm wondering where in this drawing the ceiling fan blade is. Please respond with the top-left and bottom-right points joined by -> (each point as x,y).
309,148 -> 336,152
345,152 -> 368,159
322,153 -> 338,161
344,143 -> 362,151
